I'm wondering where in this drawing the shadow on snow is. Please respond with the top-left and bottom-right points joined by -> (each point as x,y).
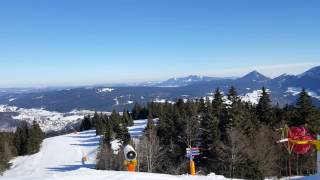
47,164 -> 95,172
70,142 -> 100,147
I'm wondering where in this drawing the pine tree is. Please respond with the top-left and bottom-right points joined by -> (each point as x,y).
104,119 -> 113,144
132,103 -> 142,120
295,89 -> 319,132
26,121 -> 44,154
256,87 -> 273,125
95,115 -> 106,136
14,121 -> 29,155
199,96 -> 220,171
296,88 -> 313,125
80,115 -> 92,131
122,110 -> 133,127
91,112 -> 100,128
227,86 -> 239,104
212,88 -> 229,142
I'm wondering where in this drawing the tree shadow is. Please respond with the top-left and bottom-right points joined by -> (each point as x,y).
79,131 -> 96,135
68,135 -> 97,139
70,142 -> 100,147
128,127 -> 145,131
80,137 -> 101,143
47,164 -> 95,172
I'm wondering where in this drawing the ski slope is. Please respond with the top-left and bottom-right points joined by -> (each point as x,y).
0,130 -> 231,180
1,129 -> 316,180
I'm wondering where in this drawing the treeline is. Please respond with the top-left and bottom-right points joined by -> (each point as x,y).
0,121 -> 44,174
79,111 -> 134,170
87,87 -> 320,179
80,111 -> 132,144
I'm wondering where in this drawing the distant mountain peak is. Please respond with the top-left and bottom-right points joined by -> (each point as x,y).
240,70 -> 270,82
301,65 -> 320,79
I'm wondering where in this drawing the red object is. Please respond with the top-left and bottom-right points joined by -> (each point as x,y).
288,127 -> 315,154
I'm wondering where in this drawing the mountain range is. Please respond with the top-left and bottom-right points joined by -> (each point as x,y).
0,66 -> 319,112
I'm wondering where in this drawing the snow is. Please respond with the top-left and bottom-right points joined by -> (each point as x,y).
285,87 -> 320,100
294,175 -> 320,180
285,87 -> 302,96
33,96 -> 44,99
241,89 -> 271,105
127,101 -> 134,104
0,105 -> 18,112
97,88 -> 114,93
2,130 -> 100,180
8,98 -> 16,102
111,139 -> 121,154
1,130 -> 234,180
153,98 -> 175,104
0,105 -> 110,132
114,97 -> 120,105
127,119 -> 159,139
128,119 -> 148,139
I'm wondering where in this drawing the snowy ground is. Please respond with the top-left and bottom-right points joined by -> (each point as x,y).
0,129 -> 317,180
128,118 -> 159,139
0,105 -> 110,132
1,130 -> 234,180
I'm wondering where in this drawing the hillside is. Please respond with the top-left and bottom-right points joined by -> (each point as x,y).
1,130 -> 233,180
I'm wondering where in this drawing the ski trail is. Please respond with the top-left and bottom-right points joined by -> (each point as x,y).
1,130 -> 242,180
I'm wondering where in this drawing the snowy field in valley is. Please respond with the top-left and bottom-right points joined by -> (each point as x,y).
0,105 -> 110,132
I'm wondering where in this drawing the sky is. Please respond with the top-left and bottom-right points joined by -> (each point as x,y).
0,0 -> 319,87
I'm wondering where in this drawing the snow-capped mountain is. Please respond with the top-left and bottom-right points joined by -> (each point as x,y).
140,75 -> 234,87
0,66 -> 319,113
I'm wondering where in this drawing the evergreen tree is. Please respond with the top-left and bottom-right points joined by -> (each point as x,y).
212,88 -> 229,142
104,119 -> 113,144
199,96 -> 220,172
80,115 -> 92,131
14,121 -> 29,155
256,87 -> 273,125
122,110 -> 133,127
132,103 -> 142,120
295,89 -> 319,132
95,114 -> 106,136
91,112 -> 100,128
26,121 -> 44,154
227,86 -> 239,104
296,88 -> 313,125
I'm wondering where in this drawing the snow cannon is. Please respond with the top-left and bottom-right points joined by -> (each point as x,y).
123,145 -> 137,172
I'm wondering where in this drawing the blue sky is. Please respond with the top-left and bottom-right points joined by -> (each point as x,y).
0,0 -> 319,87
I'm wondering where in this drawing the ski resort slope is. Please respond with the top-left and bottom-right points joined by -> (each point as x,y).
0,130 -> 231,180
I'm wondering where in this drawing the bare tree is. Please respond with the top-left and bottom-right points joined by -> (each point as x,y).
138,124 -> 160,173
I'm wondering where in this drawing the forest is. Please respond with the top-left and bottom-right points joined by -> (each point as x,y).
80,86 -> 320,179
0,121 -> 44,174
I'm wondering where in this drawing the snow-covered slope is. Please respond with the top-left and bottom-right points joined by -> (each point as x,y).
1,130 -> 234,180
2,130 -> 100,180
